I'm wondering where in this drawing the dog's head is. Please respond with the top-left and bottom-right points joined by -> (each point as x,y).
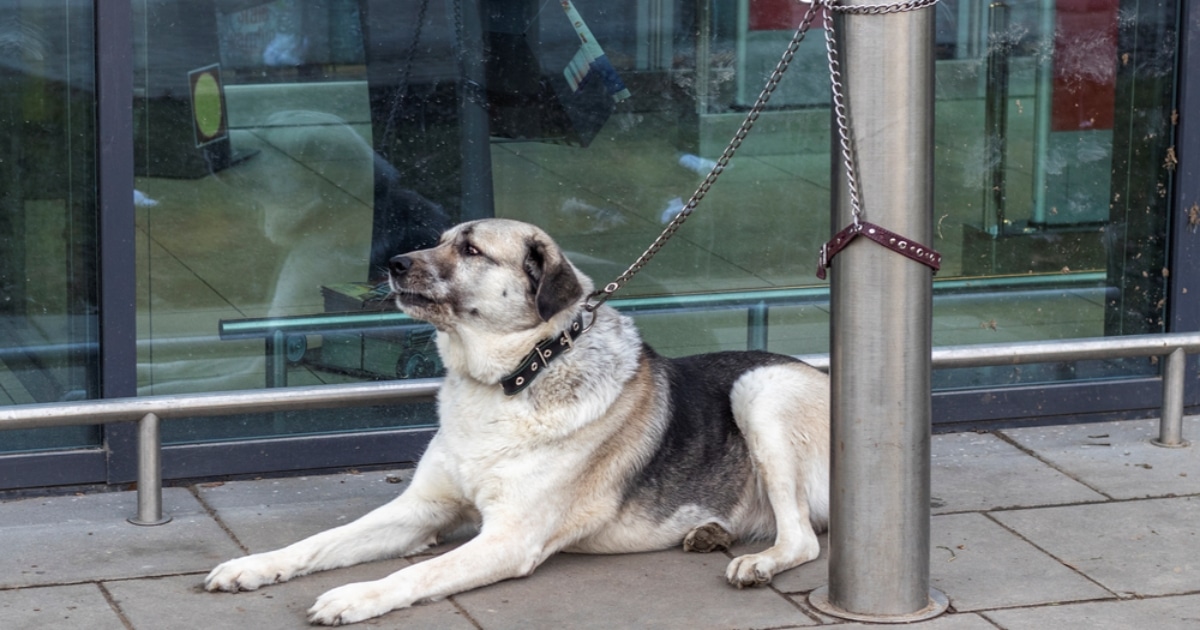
388,219 -> 591,334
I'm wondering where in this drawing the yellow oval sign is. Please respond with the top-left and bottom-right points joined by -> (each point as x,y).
192,72 -> 223,140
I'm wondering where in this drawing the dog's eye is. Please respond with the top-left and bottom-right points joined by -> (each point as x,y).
462,242 -> 481,257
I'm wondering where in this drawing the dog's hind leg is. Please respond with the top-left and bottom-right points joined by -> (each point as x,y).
683,522 -> 734,553
205,453 -> 464,593
725,365 -> 829,588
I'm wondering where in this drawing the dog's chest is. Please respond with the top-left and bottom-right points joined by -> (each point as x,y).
436,385 -> 577,475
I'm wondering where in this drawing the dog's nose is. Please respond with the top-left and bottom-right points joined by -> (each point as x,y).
389,255 -> 413,276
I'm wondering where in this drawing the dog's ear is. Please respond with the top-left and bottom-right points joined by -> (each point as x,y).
525,237 -> 583,322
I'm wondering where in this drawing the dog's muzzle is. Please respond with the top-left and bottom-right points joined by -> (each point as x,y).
389,254 -> 414,278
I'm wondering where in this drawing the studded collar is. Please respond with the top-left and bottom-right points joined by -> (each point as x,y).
500,314 -> 586,396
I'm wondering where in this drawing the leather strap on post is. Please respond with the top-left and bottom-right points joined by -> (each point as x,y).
817,221 -> 941,280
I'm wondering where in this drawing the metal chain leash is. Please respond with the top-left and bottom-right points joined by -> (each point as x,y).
822,0 -> 941,226
585,0 -> 939,313
583,0 -> 822,313
816,0 -> 943,279
585,0 -> 940,312
829,0 -> 941,14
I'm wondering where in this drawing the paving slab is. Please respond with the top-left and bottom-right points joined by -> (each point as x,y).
195,469 -> 413,553
0,488 -> 242,589
451,548 -> 818,629
104,561 -> 476,630
929,512 -> 1112,611
752,513 -> 1113,613
930,431 -> 1105,513
991,496 -> 1200,597
1000,417 -> 1200,500
983,593 -> 1200,629
0,583 -> 127,630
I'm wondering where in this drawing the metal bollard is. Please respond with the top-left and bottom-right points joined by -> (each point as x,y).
128,412 -> 172,526
808,0 -> 947,622
1152,348 -> 1190,448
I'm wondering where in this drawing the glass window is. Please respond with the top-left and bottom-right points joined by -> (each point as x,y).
0,2 -> 101,453
133,0 -> 439,442
929,0 -> 1176,388
127,0 -> 1178,445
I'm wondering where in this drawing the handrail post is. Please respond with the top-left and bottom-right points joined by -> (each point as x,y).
1152,347 -> 1190,448
265,329 -> 288,388
128,412 -> 172,526
809,0 -> 948,622
747,301 -> 769,350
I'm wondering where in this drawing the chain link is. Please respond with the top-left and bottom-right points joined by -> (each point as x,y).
821,4 -> 862,225
584,1 -> 822,311
824,0 -> 941,225
585,0 -> 938,311
827,0 -> 940,14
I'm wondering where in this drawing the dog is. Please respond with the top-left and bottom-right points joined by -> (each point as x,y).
205,219 -> 830,625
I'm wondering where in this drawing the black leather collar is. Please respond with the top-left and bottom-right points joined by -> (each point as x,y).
500,315 -> 586,396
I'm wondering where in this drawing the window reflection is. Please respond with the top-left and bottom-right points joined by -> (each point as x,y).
124,0 -> 1176,438
0,2 -> 101,452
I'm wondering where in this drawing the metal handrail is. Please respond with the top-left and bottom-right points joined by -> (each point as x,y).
0,379 -> 441,431
802,331 -> 1198,452
796,331 -> 1200,370
217,274 -> 1108,387
0,332 -> 1192,525
218,273 -> 1108,338
0,379 -> 439,525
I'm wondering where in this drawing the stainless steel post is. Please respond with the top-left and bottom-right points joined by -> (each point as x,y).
1153,347 -> 1190,448
809,0 -> 947,622
128,413 -> 172,526
265,329 -> 287,388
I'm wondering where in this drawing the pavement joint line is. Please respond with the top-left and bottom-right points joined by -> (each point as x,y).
96,581 -> 136,630
445,595 -> 485,630
975,491 -> 1200,515
993,590 -> 1200,618
99,571 -> 212,585
974,590 -> 1200,617
766,580 -> 825,625
991,429 -> 1116,500
0,570 -> 213,593
187,483 -> 250,555
981,510 -> 1121,600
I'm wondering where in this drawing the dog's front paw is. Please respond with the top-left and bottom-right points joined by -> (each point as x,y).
725,553 -> 778,588
308,582 -> 399,626
204,554 -> 293,592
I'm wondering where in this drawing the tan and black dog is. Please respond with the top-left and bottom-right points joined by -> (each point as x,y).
205,218 -> 830,625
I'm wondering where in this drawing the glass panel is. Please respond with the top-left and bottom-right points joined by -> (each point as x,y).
929,0 -> 1176,388
0,2 -> 101,454
132,0 -> 1179,446
132,0 -> 441,443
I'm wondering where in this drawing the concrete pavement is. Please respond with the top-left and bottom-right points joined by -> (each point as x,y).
1,417 -> 1197,629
